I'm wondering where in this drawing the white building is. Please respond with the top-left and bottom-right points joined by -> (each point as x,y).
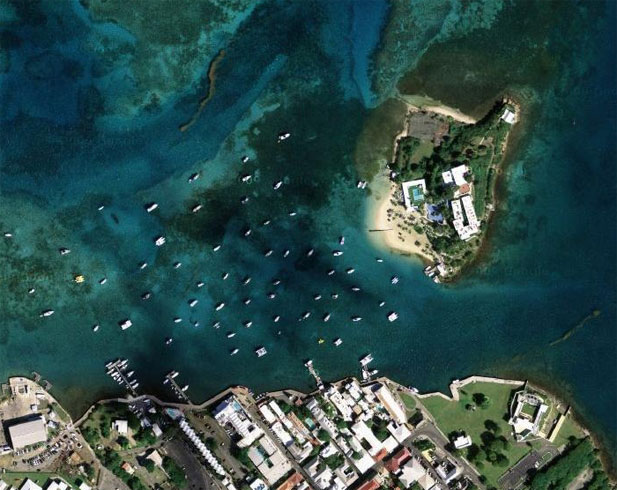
214,397 -> 263,447
508,391 -> 549,440
398,459 -> 436,489
451,196 -> 480,240
453,435 -> 472,449
373,384 -> 407,424
8,417 -> 47,449
501,108 -> 516,124
402,179 -> 426,210
112,420 -> 128,435
19,480 -> 42,490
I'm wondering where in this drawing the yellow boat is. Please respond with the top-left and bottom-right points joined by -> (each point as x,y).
318,338 -> 325,344
74,275 -> 85,283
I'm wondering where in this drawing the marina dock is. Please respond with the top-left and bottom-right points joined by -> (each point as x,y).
304,360 -> 324,390
105,359 -> 140,397
164,371 -> 192,404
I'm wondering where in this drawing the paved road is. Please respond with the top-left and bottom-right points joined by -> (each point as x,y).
410,421 -> 485,489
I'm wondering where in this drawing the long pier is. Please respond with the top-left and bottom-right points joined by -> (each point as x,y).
164,371 -> 192,404
304,360 -> 324,390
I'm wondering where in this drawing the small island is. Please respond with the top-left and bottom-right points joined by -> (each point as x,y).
370,97 -> 519,281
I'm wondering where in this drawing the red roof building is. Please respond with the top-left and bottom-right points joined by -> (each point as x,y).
385,446 -> 412,473
356,479 -> 380,490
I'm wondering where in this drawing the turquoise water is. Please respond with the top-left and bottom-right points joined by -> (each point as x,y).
0,0 -> 615,459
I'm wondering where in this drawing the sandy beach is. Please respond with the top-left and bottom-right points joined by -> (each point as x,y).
398,94 -> 478,125
366,175 -> 437,264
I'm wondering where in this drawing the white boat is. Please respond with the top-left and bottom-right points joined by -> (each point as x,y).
181,384 -> 189,391
333,338 -> 343,347
173,317 -> 182,323
174,262 -> 182,269
141,292 -> 151,300
227,332 -> 236,338
272,279 -> 281,286
192,204 -> 203,213
356,180 -> 367,189
242,276 -> 251,285
273,181 -> 283,190
314,294 -> 322,300
244,298 -> 252,305
332,250 -> 343,257
339,236 -> 345,245
351,316 -> 362,322
360,354 -> 374,366
230,348 -> 239,356
244,228 -> 252,237
40,309 -> 54,317
288,211 -> 297,216
145,202 -> 158,213
283,249 -> 290,258
59,248 -> 71,255
255,347 -> 268,357
241,174 -> 252,183
241,156 -> 250,163
99,277 -> 107,285
323,313 -> 331,322
215,302 -> 225,311
170,371 -> 179,378
98,205 -> 105,211
376,258 -> 384,263
127,370 -> 134,377
222,272 -> 229,280
244,321 -> 253,328
327,269 -> 335,276
154,236 -> 166,246
264,249 -> 273,257
346,268 -> 355,274
188,299 -> 198,308
351,286 -> 361,292
267,293 -> 276,299
300,311 -> 311,320
277,132 -> 291,142
391,276 -> 399,284
139,262 -> 148,270
378,300 -> 386,307
213,244 -> 221,251
262,219 -> 271,226
306,248 -> 314,257
28,288 -> 36,294
193,321 -> 199,327
188,172 -> 200,183
213,321 -> 221,329
119,319 -> 132,330
92,324 -> 99,332
387,312 -> 399,322
196,281 -> 205,288
331,293 -> 339,299
273,315 -> 281,323
3,232 -> 12,238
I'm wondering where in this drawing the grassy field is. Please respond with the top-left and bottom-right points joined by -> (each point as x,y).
420,381 -> 531,488
399,392 -> 417,411
551,414 -> 586,449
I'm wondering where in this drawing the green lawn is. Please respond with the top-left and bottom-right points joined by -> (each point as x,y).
399,392 -> 417,411
551,414 -> 585,449
420,381 -> 531,487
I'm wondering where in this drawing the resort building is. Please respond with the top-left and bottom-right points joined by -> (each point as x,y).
451,195 -> 480,240
442,164 -> 469,187
7,416 -> 47,449
214,396 -> 263,447
248,435 -> 292,485
402,179 -> 426,210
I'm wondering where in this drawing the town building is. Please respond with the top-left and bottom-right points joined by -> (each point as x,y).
402,179 -> 427,210
7,416 -> 47,449
372,384 -> 407,424
112,419 -> 128,435
508,391 -> 549,441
